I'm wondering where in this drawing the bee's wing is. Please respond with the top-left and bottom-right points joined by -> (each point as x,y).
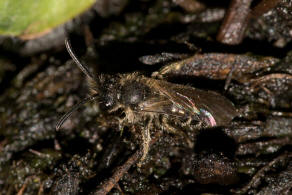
152,80 -> 238,126
179,87 -> 238,126
138,96 -> 184,117
153,81 -> 201,114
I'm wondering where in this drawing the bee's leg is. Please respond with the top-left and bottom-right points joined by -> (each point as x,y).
161,116 -> 178,134
117,118 -> 126,135
108,104 -> 127,134
138,117 -> 152,167
180,117 -> 193,128
108,104 -> 123,113
161,115 -> 193,135
161,116 -> 194,148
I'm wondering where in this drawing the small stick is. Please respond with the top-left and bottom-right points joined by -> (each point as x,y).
95,149 -> 142,195
94,132 -> 162,195
250,0 -> 282,18
232,152 -> 291,194
17,181 -> 28,195
37,182 -> 44,195
217,0 -> 281,45
217,0 -> 252,45
16,176 -> 34,195
249,73 -> 292,88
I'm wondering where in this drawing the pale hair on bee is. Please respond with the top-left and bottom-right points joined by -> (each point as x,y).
57,38 -> 238,164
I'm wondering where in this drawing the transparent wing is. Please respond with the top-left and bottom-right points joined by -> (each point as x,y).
137,96 -> 184,117
140,80 -> 238,126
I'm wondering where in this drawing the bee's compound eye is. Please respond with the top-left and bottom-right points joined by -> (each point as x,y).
121,82 -> 149,105
99,84 -> 117,110
105,95 -> 115,107
99,91 -> 116,111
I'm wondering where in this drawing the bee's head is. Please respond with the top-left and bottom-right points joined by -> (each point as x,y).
57,39 -> 150,131
97,75 -> 120,111
56,39 -> 119,130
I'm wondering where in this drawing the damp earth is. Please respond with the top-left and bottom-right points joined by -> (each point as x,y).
0,0 -> 292,194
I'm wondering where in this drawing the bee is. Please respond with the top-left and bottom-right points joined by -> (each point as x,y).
56,38 -> 238,162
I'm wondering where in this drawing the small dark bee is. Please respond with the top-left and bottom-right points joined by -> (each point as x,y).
56,38 -> 238,162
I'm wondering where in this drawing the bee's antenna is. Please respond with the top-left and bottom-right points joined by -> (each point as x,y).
65,38 -> 95,80
56,94 -> 98,131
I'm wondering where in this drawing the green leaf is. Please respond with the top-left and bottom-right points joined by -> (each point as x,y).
0,0 -> 95,38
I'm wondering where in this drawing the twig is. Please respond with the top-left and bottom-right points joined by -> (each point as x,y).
249,73 -> 292,88
217,0 -> 281,45
250,0 -> 282,18
217,0 -> 252,45
94,149 -> 142,195
16,176 -> 34,195
17,181 -> 28,195
94,132 -> 162,195
232,152 -> 292,194
37,182 -> 44,195
29,149 -> 48,158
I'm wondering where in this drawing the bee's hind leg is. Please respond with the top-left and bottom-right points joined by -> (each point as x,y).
161,116 -> 194,148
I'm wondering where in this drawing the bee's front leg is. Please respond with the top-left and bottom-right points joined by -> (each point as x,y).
138,117 -> 153,167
